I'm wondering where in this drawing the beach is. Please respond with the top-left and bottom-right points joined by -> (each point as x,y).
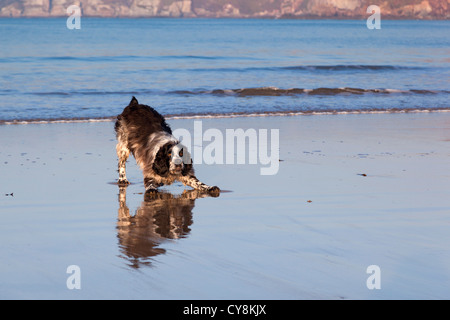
1,111 -> 449,299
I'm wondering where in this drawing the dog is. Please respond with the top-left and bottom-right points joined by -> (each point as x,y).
115,97 -> 219,193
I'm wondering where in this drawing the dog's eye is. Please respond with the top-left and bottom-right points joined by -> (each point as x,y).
179,149 -> 183,157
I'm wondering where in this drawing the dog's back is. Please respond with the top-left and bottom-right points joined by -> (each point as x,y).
115,96 -> 171,137
115,96 -> 173,157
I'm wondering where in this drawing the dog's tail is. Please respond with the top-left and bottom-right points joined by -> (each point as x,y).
130,96 -> 138,105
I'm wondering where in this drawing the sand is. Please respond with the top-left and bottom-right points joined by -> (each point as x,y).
0,112 -> 449,299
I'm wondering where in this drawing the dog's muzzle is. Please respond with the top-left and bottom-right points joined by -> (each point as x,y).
171,156 -> 183,173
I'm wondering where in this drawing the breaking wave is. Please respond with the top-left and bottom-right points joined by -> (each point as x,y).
17,87 -> 449,97
169,87 -> 448,97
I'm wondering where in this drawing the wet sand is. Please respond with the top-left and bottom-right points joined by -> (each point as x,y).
1,112 -> 449,299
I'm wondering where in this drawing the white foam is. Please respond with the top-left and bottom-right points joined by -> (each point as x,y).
2,109 -> 450,125
1,118 -> 115,125
384,88 -> 407,93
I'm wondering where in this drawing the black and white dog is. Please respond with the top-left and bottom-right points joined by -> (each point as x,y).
115,97 -> 219,193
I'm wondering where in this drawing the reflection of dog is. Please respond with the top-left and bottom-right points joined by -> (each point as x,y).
117,186 -> 219,269
115,97 -> 220,193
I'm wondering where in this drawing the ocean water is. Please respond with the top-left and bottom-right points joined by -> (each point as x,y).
0,18 -> 449,123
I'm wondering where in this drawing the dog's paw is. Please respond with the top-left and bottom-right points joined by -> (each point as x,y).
144,188 -> 160,200
208,186 -> 221,196
117,179 -> 130,186
145,188 -> 158,194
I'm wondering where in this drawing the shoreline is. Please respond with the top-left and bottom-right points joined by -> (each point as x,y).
1,107 -> 450,125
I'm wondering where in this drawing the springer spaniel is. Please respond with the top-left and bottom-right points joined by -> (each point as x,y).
115,97 -> 219,193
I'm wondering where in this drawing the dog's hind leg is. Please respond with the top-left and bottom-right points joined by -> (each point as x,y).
116,140 -> 130,186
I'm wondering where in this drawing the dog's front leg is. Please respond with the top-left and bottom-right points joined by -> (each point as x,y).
180,175 -> 220,193
116,141 -> 130,186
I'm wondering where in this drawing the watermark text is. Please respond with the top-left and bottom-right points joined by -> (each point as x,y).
173,121 -> 280,175
367,5 -> 381,29
66,5 -> 81,30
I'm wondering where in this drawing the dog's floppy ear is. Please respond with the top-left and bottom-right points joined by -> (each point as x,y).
181,148 -> 194,176
130,96 -> 139,105
152,143 -> 171,177
182,161 -> 193,176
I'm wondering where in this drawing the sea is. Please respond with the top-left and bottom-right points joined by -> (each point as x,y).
0,18 -> 449,124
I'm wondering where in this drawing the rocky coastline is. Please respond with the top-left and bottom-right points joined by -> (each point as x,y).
0,0 -> 448,19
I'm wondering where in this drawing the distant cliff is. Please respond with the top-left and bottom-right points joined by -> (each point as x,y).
0,0 -> 448,19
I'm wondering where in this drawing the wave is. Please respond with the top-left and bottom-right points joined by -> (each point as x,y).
26,90 -> 153,96
0,56 -> 428,72
2,108 -> 450,125
150,64 -> 426,73
0,55 -> 257,63
20,87 -> 449,97
280,65 -> 423,71
171,87 -> 449,96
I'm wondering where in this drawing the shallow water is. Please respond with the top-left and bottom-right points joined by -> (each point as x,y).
1,19 -> 449,122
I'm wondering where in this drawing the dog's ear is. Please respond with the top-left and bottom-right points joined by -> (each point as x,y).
182,162 -> 193,176
181,154 -> 193,176
152,144 -> 170,177
130,96 -> 139,105
178,145 -> 193,176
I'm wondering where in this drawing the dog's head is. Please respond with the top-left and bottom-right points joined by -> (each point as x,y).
152,142 -> 192,177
